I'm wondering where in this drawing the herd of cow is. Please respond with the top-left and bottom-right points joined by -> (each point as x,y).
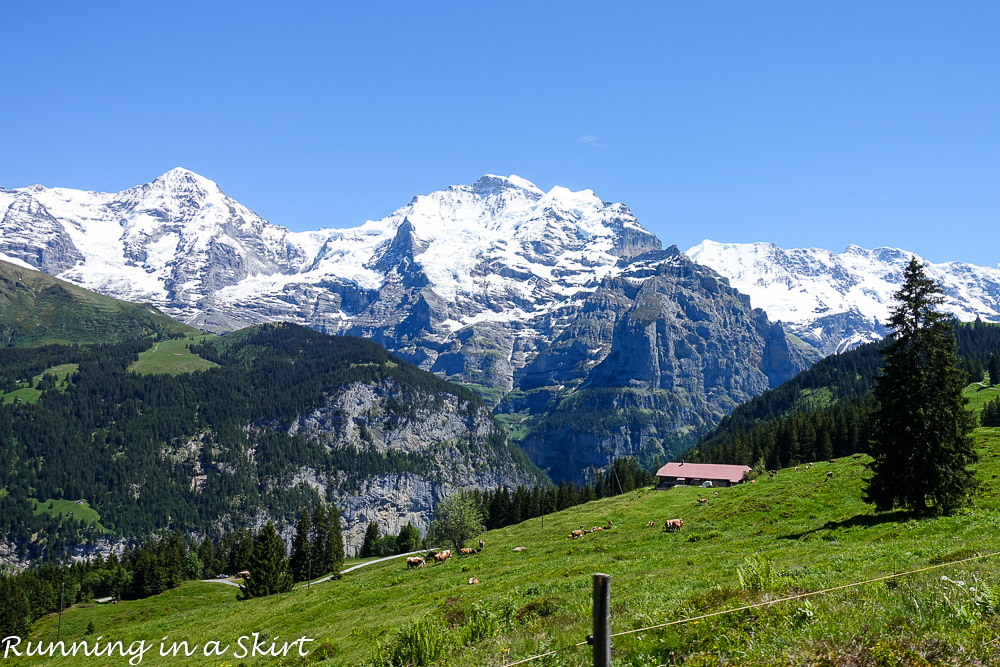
405,540 -> 485,569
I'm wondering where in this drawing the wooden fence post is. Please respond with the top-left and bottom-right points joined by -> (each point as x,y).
592,573 -> 611,667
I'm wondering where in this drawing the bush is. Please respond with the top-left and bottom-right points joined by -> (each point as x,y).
371,618 -> 449,667
737,555 -> 778,592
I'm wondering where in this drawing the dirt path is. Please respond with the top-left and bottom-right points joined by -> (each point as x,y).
201,549 -> 436,590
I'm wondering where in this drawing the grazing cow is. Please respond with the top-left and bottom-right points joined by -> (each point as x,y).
236,570 -> 250,579
406,557 -> 425,569
663,519 -> 684,532
478,539 -> 485,550
459,547 -> 477,555
513,546 -> 526,552
569,529 -> 584,539
794,466 -> 799,471
647,520 -> 656,527
712,491 -> 719,495
828,459 -> 836,464
826,471 -> 834,480
697,498 -> 708,504
468,577 -> 479,585
434,550 -> 451,564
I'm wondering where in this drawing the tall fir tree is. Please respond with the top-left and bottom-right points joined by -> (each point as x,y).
239,521 -> 293,599
321,504 -> 344,578
310,504 -> 328,575
865,258 -> 978,514
360,521 -> 381,558
289,507 -> 312,583
989,354 -> 1000,386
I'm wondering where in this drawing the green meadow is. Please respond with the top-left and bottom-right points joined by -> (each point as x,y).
0,363 -> 78,405
128,335 -> 219,375
10,387 -> 1000,666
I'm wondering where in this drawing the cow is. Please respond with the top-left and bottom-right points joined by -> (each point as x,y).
513,546 -> 526,552
468,577 -> 479,585
664,519 -> 684,532
434,550 -> 451,564
697,497 -> 708,504
406,557 -> 425,569
647,520 -> 656,527
569,529 -> 584,539
828,459 -> 836,464
478,539 -> 485,550
236,570 -> 250,579
459,547 -> 477,555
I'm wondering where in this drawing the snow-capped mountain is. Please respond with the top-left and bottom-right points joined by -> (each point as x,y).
0,169 -> 809,480
687,240 -> 1000,355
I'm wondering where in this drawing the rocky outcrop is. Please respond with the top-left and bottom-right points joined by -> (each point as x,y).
510,249 -> 809,483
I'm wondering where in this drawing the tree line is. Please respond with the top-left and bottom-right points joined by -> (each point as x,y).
687,319 -> 1000,469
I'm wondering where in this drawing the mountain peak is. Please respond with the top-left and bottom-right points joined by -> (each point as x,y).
147,167 -> 221,195
472,174 -> 544,198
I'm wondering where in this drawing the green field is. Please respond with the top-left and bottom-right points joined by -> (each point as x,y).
31,498 -> 106,532
0,363 -> 79,405
17,423 -> 1000,666
965,381 -> 1000,415
128,335 -> 219,375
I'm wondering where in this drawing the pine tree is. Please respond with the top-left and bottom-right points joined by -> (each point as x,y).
396,522 -> 421,553
322,505 -> 344,578
989,354 -> 1000,386
289,507 -> 312,583
360,521 -> 381,558
310,504 -> 328,574
865,258 -> 978,514
239,522 -> 292,599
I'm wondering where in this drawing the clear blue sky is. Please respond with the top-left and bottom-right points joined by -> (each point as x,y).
2,2 -> 998,266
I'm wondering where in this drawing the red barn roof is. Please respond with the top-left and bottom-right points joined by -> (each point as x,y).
655,462 -> 751,484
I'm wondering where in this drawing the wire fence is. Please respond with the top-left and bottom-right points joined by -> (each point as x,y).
501,549 -> 1000,667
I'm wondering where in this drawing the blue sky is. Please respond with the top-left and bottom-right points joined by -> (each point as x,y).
2,2 -> 998,266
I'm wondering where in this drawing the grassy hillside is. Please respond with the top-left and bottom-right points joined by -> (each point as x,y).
19,427 -> 1000,666
0,259 -> 196,346
128,333 -> 219,375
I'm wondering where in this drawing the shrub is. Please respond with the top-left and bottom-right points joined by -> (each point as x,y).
737,555 -> 778,592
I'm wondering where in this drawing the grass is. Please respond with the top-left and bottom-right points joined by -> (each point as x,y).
0,363 -> 79,404
30,498 -> 107,532
965,381 -> 1000,415
128,335 -> 219,375
16,427 -> 1000,666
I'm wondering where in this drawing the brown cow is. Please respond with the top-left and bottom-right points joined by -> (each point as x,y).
647,520 -> 656,527
406,557 -> 425,569
664,518 -> 684,532
697,498 -> 708,504
468,577 -> 479,585
569,529 -> 584,539
434,550 -> 451,564
459,547 -> 477,555
513,546 -> 526,552
236,570 -> 250,579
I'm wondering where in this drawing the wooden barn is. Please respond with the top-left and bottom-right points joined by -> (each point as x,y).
655,462 -> 751,489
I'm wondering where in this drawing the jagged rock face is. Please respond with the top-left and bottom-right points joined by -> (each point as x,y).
688,240 -> 1000,355
274,380 -> 542,551
511,250 -> 808,483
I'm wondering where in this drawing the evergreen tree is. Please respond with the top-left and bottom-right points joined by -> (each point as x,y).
289,507 -> 312,583
310,504 -> 328,574
865,258 -> 978,514
396,522 -> 421,553
322,505 -> 344,578
990,354 -> 1000,386
981,396 -> 1000,427
360,521 -> 381,558
239,522 -> 292,599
